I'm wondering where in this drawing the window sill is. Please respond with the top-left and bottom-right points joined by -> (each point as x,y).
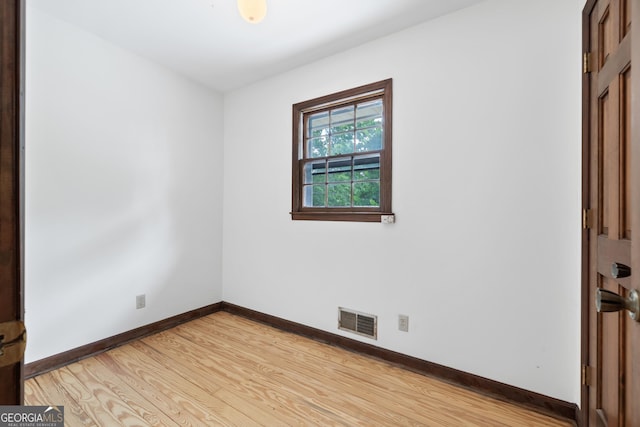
290,211 -> 394,222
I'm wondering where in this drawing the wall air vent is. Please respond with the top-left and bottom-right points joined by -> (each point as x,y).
338,307 -> 377,339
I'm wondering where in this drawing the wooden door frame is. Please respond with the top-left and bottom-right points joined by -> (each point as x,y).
0,0 -> 25,404
580,1 -> 596,424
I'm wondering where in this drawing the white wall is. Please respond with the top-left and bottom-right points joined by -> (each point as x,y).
25,7 -> 224,362
25,0 -> 584,405
223,0 -> 583,404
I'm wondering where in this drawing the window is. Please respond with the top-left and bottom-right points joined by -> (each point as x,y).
291,79 -> 393,222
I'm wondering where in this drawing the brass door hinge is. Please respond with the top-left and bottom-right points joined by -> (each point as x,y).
0,320 -> 27,367
583,209 -> 594,229
583,52 -> 592,74
582,364 -> 593,386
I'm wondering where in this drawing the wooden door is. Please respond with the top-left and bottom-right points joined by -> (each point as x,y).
0,0 -> 25,405
583,0 -> 640,425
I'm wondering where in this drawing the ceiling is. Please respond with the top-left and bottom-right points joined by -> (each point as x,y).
30,0 -> 485,93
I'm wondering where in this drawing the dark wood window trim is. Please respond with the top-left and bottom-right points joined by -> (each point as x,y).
291,79 -> 393,222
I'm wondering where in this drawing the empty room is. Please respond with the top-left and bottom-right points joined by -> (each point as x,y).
1,0 -> 639,425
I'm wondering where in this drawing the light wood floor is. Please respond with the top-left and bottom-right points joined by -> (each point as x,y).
25,312 -> 573,426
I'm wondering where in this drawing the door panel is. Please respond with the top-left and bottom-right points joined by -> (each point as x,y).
584,0 -> 639,425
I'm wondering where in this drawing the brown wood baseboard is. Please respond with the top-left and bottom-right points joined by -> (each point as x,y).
24,300 -> 578,425
221,302 -> 578,425
24,302 -> 223,379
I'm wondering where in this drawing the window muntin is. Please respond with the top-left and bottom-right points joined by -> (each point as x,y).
292,79 -> 392,222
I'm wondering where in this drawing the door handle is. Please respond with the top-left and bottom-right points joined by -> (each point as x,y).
611,262 -> 631,279
596,288 -> 640,321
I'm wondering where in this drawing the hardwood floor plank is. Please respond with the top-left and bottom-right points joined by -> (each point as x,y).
78,355 -> 183,426
171,323 -> 380,426
24,375 -> 95,426
127,340 -> 291,426
143,331 -> 348,425
178,316 -> 453,426
48,367 -> 124,426
198,313 -> 567,426
64,362 -> 157,426
95,350 -> 221,426
99,351 -> 219,425
114,343 -> 266,426
25,312 -> 573,426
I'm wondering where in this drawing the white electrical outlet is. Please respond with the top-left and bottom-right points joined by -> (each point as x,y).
398,314 -> 409,332
136,294 -> 146,309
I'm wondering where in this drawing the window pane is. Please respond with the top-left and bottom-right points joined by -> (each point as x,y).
353,182 -> 380,207
327,158 -> 352,182
355,127 -> 382,152
331,106 -> 355,134
308,137 -> 328,158
308,111 -> 330,138
353,155 -> 380,181
356,99 -> 383,129
331,132 -> 354,155
328,184 -> 351,207
304,161 -> 326,184
303,184 -> 326,207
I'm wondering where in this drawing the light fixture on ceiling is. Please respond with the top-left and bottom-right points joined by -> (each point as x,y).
237,0 -> 267,24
